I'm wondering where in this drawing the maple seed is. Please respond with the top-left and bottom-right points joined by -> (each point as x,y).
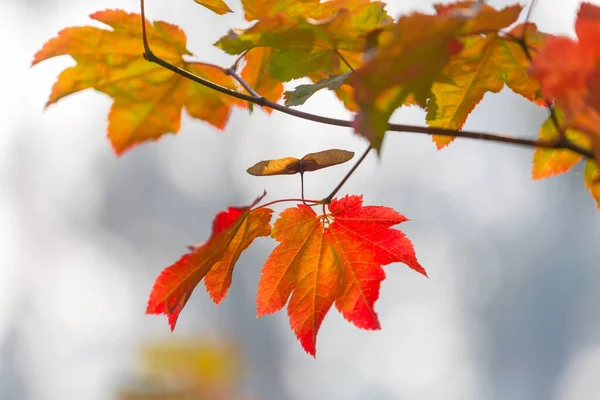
246,149 -> 355,176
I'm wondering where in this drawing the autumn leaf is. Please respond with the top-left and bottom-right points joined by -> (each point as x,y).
216,0 -> 391,82
32,9 -> 242,154
529,108 -> 599,208
532,109 -> 590,179
427,18 -> 546,149
146,194 -> 273,329
530,2 -> 600,163
193,0 -> 232,15
246,149 -> 354,176
284,72 -> 351,107
351,3 -> 530,151
256,195 -> 424,356
584,160 -> 600,208
349,10 -> 465,151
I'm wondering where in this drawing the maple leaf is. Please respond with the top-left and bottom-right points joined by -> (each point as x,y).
32,9 -> 243,154
284,72 -> 351,107
215,0 -> 391,82
532,109 -> 590,179
246,149 -> 354,176
349,11 -> 465,151
256,195 -> 424,356
529,108 -> 599,208
193,0 -> 233,15
530,2 -> 600,163
146,195 -> 273,329
350,3 -> 529,151
427,19 -> 546,149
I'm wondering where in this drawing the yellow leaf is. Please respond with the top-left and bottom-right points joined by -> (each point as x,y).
532,111 -> 590,179
584,160 -> 600,209
33,10 -> 242,154
193,0 -> 233,15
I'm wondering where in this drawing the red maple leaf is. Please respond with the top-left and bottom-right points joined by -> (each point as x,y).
146,194 -> 273,329
256,195 -> 425,356
530,2 -> 600,163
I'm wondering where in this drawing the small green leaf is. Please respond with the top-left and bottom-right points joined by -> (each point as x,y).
284,72 -> 351,107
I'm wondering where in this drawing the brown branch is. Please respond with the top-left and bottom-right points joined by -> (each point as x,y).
138,0 -> 594,160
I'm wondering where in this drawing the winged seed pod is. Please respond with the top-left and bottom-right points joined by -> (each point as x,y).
246,149 -> 355,176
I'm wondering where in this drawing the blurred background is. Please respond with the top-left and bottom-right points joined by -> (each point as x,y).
2,0 -> 600,399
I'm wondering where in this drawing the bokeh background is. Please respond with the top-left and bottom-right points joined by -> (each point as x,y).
2,0 -> 600,399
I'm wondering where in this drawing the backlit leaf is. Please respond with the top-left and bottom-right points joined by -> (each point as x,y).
530,2 -> 600,163
146,194 -> 273,329
349,11 -> 465,151
32,9 -> 242,154
193,0 -> 232,15
351,3 -> 526,151
532,110 -> 590,179
427,14 -> 545,148
284,72 -> 351,107
584,160 -> 600,208
247,149 -> 354,176
216,0 -> 391,82
427,21 -> 545,149
257,195 -> 424,356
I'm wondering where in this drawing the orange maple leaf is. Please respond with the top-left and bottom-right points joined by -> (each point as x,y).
256,195 -> 424,356
32,9 -> 243,154
146,195 -> 273,329
530,2 -> 600,163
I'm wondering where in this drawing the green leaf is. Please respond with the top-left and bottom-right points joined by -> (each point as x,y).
284,72 -> 351,106
215,0 -> 391,82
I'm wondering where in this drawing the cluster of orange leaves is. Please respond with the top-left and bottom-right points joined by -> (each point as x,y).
32,0 -> 600,355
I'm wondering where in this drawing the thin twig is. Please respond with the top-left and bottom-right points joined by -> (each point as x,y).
524,0 -> 539,28
138,0 -> 594,160
231,50 -> 249,71
322,145 -> 372,204
253,198 -> 321,210
517,0 -> 566,142
224,66 -> 261,98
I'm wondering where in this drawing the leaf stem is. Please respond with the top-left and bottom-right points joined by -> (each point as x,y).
300,171 -> 306,204
138,0 -> 594,160
322,145 -> 372,204
253,198 -> 322,211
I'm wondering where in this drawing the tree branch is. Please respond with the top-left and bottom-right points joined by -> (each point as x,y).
138,0 -> 594,160
322,145 -> 372,204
